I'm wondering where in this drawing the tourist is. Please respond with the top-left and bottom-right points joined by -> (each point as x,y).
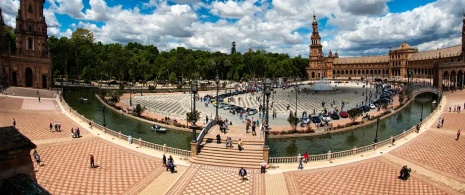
89,122 -> 92,129
297,153 -> 304,170
398,165 -> 411,180
216,134 -> 221,144
49,122 -> 53,132
76,127 -> 80,138
442,118 -> 445,127
238,167 -> 247,182
38,95 -> 40,103
162,154 -> 167,167
32,149 -> 41,165
13,118 -> 16,127
71,128 -> 75,138
303,152 -> 309,164
128,134 -> 133,144
90,154 -> 95,168
252,121 -> 256,136
169,161 -> 176,173
260,161 -> 267,173
168,155 -> 173,164
456,129 -> 461,140
238,139 -> 244,151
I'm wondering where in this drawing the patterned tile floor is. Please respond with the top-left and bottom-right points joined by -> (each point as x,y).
33,138 -> 161,195
1,87 -> 465,195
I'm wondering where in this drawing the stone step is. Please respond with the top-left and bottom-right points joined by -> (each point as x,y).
202,137 -> 264,145
196,153 -> 263,162
198,150 -> 263,160
190,157 -> 262,169
203,142 -> 264,151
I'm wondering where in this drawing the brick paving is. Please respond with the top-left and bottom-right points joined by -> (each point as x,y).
284,157 -> 457,195
165,164 -> 265,195
391,127 -> 465,184
33,138 -> 161,195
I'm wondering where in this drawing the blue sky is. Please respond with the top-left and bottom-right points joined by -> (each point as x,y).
1,0 -> 464,57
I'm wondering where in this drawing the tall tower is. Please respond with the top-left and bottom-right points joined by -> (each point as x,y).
307,14 -> 325,79
14,0 -> 48,56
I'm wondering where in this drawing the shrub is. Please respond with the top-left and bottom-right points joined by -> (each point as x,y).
280,130 -> 287,135
270,131 -> 279,135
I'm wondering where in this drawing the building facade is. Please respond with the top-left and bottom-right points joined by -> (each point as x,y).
306,14 -> 465,91
0,0 -> 51,89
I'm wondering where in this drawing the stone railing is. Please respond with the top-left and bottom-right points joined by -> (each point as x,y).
59,96 -> 191,157
268,87 -> 443,164
196,120 -> 217,147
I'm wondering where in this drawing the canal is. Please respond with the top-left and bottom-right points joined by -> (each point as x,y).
64,88 -> 436,157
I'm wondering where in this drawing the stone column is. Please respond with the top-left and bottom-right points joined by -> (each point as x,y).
327,150 -> 332,162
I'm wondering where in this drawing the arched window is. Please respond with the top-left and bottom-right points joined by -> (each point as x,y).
28,5 -> 33,13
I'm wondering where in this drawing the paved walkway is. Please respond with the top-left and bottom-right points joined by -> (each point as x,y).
1,87 -> 464,194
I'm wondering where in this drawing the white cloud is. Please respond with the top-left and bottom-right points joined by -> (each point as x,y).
0,0 -> 19,27
48,0 -> 85,19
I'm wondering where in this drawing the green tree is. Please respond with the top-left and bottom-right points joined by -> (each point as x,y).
287,113 -> 299,131
347,108 -> 363,124
135,104 -> 146,117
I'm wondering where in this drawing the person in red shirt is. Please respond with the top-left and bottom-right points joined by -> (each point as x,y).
90,154 -> 95,168
304,152 -> 309,164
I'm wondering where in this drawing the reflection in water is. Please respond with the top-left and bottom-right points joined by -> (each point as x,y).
285,140 -> 298,155
345,131 -> 358,145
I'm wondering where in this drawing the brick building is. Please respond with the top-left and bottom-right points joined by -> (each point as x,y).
0,0 -> 51,89
307,13 -> 465,91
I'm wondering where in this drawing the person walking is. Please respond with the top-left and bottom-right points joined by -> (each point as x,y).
238,139 -> 244,151
162,154 -> 167,167
49,122 -> 53,132
239,167 -> 247,182
32,149 -> 41,165
260,161 -> 267,173
90,154 -> 95,168
13,118 -> 16,127
297,153 -> 303,170
442,118 -> 445,127
456,129 -> 461,140
252,121 -> 256,136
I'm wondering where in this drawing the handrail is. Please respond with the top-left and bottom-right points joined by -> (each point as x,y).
268,86 -> 443,164
59,95 -> 191,157
196,120 -> 217,147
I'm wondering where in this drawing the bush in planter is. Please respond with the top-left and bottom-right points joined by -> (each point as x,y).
280,130 -> 287,135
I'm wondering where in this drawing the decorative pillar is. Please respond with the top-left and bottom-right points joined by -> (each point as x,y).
327,150 -> 332,162
138,138 -> 142,148
190,142 -> 198,157
262,146 -> 269,162
352,146 -> 357,155
163,144 -> 167,154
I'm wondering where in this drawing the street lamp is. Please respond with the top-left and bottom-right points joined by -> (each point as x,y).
295,81 -> 298,129
215,74 -> 220,120
262,78 -> 266,118
373,118 -> 380,143
102,104 -> 106,127
264,79 -> 271,145
191,80 -> 198,142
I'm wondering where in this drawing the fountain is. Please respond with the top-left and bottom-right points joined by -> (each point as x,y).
310,78 -> 333,91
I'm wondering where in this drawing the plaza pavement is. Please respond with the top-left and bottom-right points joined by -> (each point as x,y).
118,82 -> 397,133
1,87 -> 464,194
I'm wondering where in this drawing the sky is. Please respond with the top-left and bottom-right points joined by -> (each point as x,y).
1,0 -> 464,57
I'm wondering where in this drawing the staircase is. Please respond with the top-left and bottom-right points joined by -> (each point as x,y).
191,137 -> 265,169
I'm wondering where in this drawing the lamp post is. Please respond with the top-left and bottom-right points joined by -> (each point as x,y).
215,74 -> 220,120
129,81 -> 132,106
374,118 -> 380,143
262,78 -> 266,118
191,80 -> 198,142
420,103 -> 424,122
365,72 -> 368,105
295,81 -> 298,128
264,79 -> 271,145
102,104 -> 106,127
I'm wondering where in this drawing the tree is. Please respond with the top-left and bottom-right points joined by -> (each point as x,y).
347,108 -> 363,124
135,104 -> 146,117
186,111 -> 201,123
287,113 -> 299,131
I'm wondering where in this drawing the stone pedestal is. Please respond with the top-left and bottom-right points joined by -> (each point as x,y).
190,142 -> 198,157
262,146 -> 269,162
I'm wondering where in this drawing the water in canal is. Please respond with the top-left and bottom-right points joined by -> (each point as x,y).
64,88 -> 436,157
